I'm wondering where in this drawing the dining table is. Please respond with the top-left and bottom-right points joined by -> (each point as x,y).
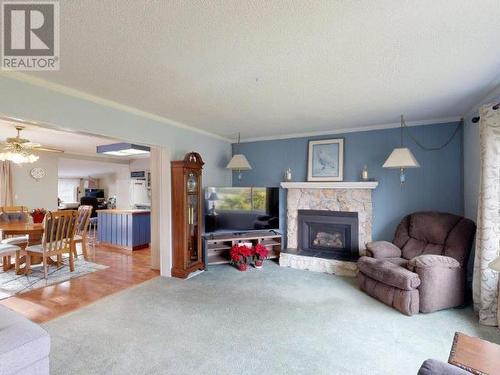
0,222 -> 44,274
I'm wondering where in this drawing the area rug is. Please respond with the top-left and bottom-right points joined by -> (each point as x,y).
0,256 -> 108,299
43,262 -> 500,375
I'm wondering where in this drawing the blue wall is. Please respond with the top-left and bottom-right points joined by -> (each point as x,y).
232,122 -> 464,242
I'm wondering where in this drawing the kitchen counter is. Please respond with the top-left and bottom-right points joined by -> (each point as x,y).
97,209 -> 150,215
97,209 -> 151,250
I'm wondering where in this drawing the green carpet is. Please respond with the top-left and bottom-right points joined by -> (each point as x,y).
43,262 -> 500,375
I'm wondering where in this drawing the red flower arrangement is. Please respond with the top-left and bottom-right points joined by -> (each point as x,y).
230,244 -> 253,271
30,208 -> 47,224
253,243 -> 269,268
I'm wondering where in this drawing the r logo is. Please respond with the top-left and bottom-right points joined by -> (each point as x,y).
2,1 -> 59,70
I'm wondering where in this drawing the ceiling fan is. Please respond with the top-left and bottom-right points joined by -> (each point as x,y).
1,125 -> 64,154
0,126 -> 64,164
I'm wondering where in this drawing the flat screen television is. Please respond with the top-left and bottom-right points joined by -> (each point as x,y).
85,188 -> 105,199
204,187 -> 279,233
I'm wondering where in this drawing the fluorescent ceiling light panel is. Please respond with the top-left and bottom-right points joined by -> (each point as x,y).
97,143 -> 150,156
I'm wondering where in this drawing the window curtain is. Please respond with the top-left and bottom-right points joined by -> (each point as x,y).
472,103 -> 500,327
0,161 -> 14,207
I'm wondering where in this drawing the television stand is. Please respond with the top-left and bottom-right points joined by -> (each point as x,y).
203,230 -> 282,265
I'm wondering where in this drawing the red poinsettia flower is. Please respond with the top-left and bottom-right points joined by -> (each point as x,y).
238,245 -> 253,258
254,243 -> 269,259
230,244 -> 252,267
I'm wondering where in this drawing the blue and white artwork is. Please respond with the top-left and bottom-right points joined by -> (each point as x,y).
307,139 -> 344,181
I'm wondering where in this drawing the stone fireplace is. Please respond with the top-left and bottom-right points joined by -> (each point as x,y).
279,182 -> 378,276
297,210 -> 359,261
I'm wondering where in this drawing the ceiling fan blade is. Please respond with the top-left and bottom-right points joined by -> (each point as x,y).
6,137 -> 30,144
23,142 -> 42,148
33,146 -> 64,153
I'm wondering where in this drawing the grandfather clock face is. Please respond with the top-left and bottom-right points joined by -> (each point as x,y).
187,172 -> 197,193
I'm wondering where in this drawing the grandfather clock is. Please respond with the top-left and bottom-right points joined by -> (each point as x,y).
171,152 -> 205,278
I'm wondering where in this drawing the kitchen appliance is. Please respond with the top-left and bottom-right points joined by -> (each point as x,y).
130,171 -> 151,209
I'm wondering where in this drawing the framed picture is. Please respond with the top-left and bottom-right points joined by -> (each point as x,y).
307,138 -> 344,181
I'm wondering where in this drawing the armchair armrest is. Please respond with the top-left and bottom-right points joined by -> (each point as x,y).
408,255 -> 460,271
408,255 -> 464,313
366,241 -> 402,259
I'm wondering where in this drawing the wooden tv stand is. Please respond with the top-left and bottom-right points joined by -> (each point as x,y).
203,230 -> 282,265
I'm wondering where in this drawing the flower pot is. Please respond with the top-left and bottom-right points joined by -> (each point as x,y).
254,260 -> 263,269
238,263 -> 248,272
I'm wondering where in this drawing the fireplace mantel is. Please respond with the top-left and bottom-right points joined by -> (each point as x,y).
280,181 -> 378,189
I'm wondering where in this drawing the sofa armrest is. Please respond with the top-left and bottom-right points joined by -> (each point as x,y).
408,255 -> 460,270
418,359 -> 472,375
366,241 -> 402,259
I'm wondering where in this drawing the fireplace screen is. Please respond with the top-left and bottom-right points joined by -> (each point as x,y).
298,210 -> 359,261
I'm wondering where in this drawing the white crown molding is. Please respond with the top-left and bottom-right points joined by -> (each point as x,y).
238,117 -> 462,143
0,72 -> 232,142
280,181 -> 379,190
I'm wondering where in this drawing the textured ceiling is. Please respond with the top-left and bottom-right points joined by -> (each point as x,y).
26,0 -> 500,139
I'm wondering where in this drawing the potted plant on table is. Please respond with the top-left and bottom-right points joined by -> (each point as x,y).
30,208 -> 46,224
253,243 -> 269,269
230,244 -> 253,271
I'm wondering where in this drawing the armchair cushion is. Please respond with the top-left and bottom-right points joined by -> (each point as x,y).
366,241 -> 402,259
408,255 -> 460,271
358,256 -> 421,290
385,257 -> 409,268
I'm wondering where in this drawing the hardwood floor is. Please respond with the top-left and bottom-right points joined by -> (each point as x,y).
0,246 -> 159,323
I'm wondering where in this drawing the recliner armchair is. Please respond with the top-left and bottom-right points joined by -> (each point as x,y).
357,212 -> 476,315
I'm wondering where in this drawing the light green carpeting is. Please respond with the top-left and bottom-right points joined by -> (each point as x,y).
43,262 -> 500,375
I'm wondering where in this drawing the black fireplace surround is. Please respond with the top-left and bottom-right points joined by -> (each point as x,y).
296,209 -> 359,261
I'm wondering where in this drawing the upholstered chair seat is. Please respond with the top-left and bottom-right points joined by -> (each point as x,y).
0,235 -> 29,246
357,212 -> 476,315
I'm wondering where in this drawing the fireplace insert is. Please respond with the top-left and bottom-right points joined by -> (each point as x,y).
297,210 -> 359,261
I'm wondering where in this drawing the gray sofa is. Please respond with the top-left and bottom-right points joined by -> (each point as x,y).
0,305 -> 50,374
418,359 -> 472,375
357,212 -> 476,315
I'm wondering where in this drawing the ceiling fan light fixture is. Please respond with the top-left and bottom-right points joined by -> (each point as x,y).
0,151 -> 39,164
0,125 -> 61,164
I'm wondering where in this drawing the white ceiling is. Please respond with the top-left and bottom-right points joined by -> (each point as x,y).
26,1 -> 500,139
58,158 -> 129,179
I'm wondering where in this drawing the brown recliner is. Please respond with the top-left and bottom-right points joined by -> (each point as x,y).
357,212 -> 476,315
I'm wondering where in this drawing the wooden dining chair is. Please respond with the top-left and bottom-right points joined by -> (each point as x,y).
1,206 -> 28,212
0,206 -> 31,245
0,206 -> 31,269
21,210 -> 78,278
72,205 -> 93,259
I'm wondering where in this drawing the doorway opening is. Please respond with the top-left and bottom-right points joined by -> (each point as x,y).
0,117 -> 170,323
